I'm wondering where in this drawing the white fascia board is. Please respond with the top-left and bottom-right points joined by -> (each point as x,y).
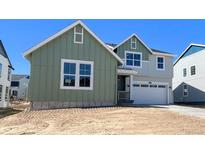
153,52 -> 176,57
174,43 -> 205,65
113,33 -> 154,54
23,20 -> 123,64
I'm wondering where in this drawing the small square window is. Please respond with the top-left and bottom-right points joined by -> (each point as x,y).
80,64 -> 91,75
64,63 -> 76,74
80,76 -> 91,87
64,75 -> 75,87
126,60 -> 133,66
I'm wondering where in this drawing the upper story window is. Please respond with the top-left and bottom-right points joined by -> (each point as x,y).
183,68 -> 187,77
190,65 -> 196,76
0,85 -> 2,101
61,59 -> 93,90
156,56 -> 165,70
8,68 -> 11,81
125,51 -> 142,67
74,26 -> 84,44
11,81 -> 20,87
131,37 -> 137,49
0,63 -> 2,78
183,84 -> 188,97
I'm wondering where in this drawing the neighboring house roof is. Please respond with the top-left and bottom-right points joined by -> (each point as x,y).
12,74 -> 29,81
24,20 -> 123,64
106,43 -> 117,48
0,40 -> 14,69
151,48 -> 173,55
113,33 -> 175,57
174,43 -> 205,65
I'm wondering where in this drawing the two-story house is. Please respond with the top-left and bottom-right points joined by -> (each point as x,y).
23,20 -> 174,110
0,40 -> 13,108
10,74 -> 29,101
112,34 -> 174,105
173,44 -> 205,104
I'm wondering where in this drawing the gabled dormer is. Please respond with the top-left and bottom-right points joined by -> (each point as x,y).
113,34 -> 153,67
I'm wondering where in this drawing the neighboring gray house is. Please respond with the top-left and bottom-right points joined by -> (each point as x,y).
11,74 -> 29,100
0,40 -> 13,108
24,20 -> 174,110
173,44 -> 205,104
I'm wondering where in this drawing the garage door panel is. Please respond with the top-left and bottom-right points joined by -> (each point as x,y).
132,81 -> 167,104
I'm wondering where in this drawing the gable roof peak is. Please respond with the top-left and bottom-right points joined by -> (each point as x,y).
113,33 -> 154,54
174,43 -> 205,65
23,20 -> 123,64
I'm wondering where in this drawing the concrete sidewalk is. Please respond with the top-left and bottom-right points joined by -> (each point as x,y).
156,105 -> 205,119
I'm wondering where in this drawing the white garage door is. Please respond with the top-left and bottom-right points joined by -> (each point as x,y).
132,81 -> 168,104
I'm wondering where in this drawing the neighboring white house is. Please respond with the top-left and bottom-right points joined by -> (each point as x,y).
173,43 -> 205,104
0,40 -> 13,108
11,74 -> 29,101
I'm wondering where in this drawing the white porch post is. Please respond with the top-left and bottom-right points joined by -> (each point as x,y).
130,75 -> 133,100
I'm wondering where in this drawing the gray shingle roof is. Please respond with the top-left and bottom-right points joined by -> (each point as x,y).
151,48 -> 173,55
106,43 -> 117,48
11,74 -> 29,81
107,42 -> 172,55
0,40 -> 13,69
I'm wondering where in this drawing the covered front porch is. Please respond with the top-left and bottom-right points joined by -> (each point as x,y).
117,68 -> 137,104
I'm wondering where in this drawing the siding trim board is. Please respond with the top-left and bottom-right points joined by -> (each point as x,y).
24,20 -> 123,64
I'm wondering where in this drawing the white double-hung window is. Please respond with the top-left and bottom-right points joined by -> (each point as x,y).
156,56 -> 165,70
131,37 -> 137,49
60,59 -> 93,90
125,51 -> 142,67
74,26 -> 84,44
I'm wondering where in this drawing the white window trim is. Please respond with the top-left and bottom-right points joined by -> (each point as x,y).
131,37 -> 137,49
190,65 -> 196,76
74,27 -> 84,44
124,51 -> 142,68
60,59 -> 94,90
183,84 -> 188,97
156,56 -> 165,71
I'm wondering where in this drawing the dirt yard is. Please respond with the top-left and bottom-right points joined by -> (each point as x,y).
0,103 -> 205,135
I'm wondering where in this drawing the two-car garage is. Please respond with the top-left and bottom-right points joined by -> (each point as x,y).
131,81 -> 169,105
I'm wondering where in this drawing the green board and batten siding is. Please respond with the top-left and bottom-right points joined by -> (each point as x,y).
28,24 -> 118,109
115,36 -> 150,60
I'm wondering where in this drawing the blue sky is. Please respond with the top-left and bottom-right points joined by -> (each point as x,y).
1,19 -> 205,74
